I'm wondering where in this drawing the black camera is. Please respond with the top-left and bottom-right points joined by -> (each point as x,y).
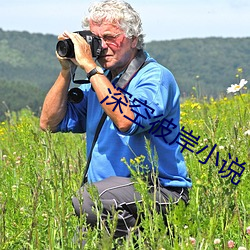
56,30 -> 102,58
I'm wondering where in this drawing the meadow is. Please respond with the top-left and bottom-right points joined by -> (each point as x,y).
0,87 -> 249,249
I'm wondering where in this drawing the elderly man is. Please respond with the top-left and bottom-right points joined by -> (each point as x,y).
40,0 -> 191,242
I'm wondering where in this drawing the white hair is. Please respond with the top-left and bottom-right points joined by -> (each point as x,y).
82,0 -> 145,49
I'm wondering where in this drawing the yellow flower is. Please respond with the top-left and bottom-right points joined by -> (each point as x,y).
191,103 -> 201,109
130,159 -> 135,165
180,111 -> 187,116
135,157 -> 141,164
237,67 -> 243,73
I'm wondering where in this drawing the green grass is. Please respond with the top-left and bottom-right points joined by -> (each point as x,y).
0,92 -> 249,249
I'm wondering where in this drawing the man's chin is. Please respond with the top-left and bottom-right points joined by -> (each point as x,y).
98,58 -> 113,69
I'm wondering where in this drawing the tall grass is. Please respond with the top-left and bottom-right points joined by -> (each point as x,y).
0,93 -> 249,249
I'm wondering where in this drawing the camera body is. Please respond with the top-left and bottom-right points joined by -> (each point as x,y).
56,30 -> 102,58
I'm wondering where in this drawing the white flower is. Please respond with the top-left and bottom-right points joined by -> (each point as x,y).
238,247 -> 247,250
227,79 -> 248,93
214,238 -> 221,244
189,237 -> 196,245
20,207 -> 25,214
244,130 -> 250,136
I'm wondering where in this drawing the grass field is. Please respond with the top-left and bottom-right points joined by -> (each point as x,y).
0,89 -> 249,249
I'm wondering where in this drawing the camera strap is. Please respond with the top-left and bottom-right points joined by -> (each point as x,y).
115,49 -> 148,89
81,50 -> 150,186
81,111 -> 107,185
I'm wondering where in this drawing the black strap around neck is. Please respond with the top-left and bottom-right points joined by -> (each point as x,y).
81,50 -> 149,185
81,112 -> 107,186
115,49 -> 147,89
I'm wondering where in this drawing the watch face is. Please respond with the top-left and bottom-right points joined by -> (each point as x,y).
96,66 -> 104,74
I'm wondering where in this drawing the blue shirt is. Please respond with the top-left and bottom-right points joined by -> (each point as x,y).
58,52 -> 192,188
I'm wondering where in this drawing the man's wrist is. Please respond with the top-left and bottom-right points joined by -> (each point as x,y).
87,66 -> 104,80
60,68 -> 71,79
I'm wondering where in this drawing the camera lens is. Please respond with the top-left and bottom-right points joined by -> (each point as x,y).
68,88 -> 84,103
56,39 -> 74,58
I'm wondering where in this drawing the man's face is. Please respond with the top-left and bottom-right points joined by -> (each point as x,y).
89,20 -> 138,73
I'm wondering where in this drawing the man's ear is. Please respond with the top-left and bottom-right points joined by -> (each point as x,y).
131,36 -> 139,49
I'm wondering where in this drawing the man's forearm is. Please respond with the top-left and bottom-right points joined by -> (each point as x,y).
40,70 -> 71,132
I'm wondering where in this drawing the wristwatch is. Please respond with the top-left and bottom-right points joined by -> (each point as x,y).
87,66 -> 104,80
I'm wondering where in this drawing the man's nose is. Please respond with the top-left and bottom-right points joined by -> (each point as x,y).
101,38 -> 108,49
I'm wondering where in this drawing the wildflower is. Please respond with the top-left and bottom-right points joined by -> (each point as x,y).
237,67 -> 243,73
218,146 -> 224,150
189,237 -> 196,246
214,238 -> 221,244
20,207 -> 25,214
191,103 -> 201,109
135,157 -> 141,164
246,226 -> 250,235
130,159 -> 135,165
244,130 -> 250,136
196,179 -> 201,185
238,247 -> 246,250
228,240 -> 235,248
12,185 -> 17,192
180,111 -> 187,116
227,79 -> 248,93
42,213 -> 48,221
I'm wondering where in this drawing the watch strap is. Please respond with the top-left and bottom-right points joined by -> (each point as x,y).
87,67 -> 103,80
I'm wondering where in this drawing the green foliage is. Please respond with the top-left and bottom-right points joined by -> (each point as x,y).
0,29 -> 61,121
0,29 -> 250,120
0,79 -> 46,121
0,29 -> 60,93
0,93 -> 249,249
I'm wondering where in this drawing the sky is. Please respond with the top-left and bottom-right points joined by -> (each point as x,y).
1,0 -> 250,42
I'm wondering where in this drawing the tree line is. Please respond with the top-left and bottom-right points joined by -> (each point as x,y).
0,28 -> 249,120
